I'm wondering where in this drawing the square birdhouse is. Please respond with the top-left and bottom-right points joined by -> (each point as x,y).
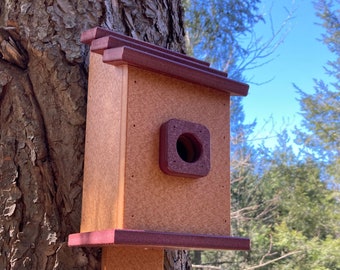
69,27 -> 250,252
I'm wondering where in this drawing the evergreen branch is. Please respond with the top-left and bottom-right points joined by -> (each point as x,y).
245,250 -> 302,270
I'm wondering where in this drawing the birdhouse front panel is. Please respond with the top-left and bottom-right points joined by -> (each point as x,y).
122,65 -> 231,235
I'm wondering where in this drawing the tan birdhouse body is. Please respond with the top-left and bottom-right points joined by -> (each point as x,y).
69,28 -> 249,261
81,50 -> 233,235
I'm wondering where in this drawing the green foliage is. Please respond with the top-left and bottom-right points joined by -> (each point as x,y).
244,139 -> 340,269
230,140 -> 340,269
286,2 -> 340,268
263,159 -> 337,238
271,224 -> 340,269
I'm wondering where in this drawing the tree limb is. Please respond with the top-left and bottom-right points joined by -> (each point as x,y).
245,250 -> 302,270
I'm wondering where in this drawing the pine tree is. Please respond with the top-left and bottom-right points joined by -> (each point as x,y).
296,0 -> 340,187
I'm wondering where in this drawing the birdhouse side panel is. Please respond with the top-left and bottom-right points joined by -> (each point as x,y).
80,53 -> 128,232
122,66 -> 231,236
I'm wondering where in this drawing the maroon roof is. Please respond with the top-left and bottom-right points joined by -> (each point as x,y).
81,27 -> 249,96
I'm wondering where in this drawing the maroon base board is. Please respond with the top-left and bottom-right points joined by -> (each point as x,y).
68,229 -> 250,251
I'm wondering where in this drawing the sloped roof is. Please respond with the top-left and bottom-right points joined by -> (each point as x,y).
81,27 -> 249,96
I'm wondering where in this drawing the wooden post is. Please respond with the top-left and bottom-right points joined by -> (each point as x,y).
102,247 -> 164,270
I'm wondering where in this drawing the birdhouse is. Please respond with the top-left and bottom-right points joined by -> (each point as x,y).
68,27 -> 250,269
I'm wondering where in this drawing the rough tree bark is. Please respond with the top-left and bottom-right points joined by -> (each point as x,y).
0,1 -> 191,269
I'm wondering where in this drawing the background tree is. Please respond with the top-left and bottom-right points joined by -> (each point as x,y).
252,134 -> 340,269
295,0 -> 340,188
0,1 -> 190,269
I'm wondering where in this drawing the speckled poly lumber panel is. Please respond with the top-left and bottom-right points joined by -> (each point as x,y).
101,246 -> 164,270
121,66 -> 231,235
80,52 -> 128,232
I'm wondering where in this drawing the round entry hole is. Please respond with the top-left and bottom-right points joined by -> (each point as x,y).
176,133 -> 202,163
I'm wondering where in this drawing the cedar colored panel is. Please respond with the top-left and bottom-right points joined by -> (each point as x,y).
80,53 -> 128,232
122,66 -> 231,235
102,246 -> 164,270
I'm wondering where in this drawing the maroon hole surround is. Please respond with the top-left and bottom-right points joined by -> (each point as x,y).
159,119 -> 210,178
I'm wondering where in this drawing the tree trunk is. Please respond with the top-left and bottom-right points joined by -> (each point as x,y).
0,0 -> 190,269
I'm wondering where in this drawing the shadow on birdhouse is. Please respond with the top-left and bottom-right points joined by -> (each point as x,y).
68,27 -> 250,269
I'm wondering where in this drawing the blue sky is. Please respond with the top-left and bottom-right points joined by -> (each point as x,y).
242,0 -> 334,148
